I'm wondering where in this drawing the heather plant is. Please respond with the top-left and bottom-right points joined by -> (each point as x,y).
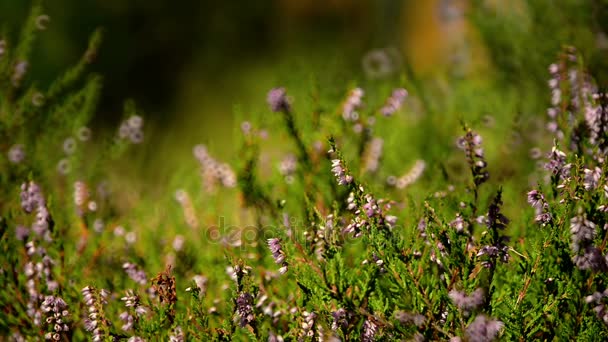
2,2 -> 608,342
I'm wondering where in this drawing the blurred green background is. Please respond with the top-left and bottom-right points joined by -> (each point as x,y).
1,0 -> 607,188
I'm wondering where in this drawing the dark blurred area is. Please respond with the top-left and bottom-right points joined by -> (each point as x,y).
0,0 -> 388,126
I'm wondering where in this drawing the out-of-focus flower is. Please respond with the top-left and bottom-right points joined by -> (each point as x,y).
380,88 -> 408,116
123,262 -> 147,285
35,15 -> 50,30
362,47 -> 401,79
236,292 -> 254,327
12,61 -> 28,87
8,144 -> 25,164
331,159 -> 353,185
267,87 -> 290,113
362,138 -> 383,173
465,315 -> 503,342
342,88 -> 364,121
77,127 -> 92,141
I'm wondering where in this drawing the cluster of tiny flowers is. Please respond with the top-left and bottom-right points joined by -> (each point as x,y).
331,308 -> 354,331
361,318 -> 378,342
174,189 -> 199,228
583,166 -> 602,190
344,192 -> 397,236
526,189 -> 552,225
236,292 -> 255,327
169,326 -> 185,342
387,159 -> 426,189
21,181 -> 53,241
0,39 -> 5,58
23,240 -> 59,326
267,87 -> 290,113
457,129 -> 489,186
73,180 -> 97,216
119,290 -> 148,331
449,214 -> 468,234
123,262 -> 148,285
82,286 -> 110,342
255,294 -> 283,325
118,115 -> 144,144
267,238 -> 288,274
331,159 -> 353,185
193,144 -> 237,190
278,153 -> 297,183
8,144 -> 25,164
362,137 -> 383,173
546,62 -> 563,139
570,213 -> 606,271
394,311 -> 426,327
342,88 -> 364,121
380,88 -> 407,116
585,93 -> 608,150
40,296 -> 70,341
449,288 -> 484,316
586,289 -> 608,326
478,193 -> 511,267
300,311 -> 316,340
451,315 -> 503,342
362,47 -> 401,79
544,145 -> 571,181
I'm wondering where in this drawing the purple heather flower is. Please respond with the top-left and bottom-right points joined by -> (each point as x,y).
0,40 -> 5,57
342,88 -> 364,121
15,225 -> 29,241
278,154 -> 297,178
545,145 -> 569,178
331,159 -> 353,185
380,88 -> 408,116
21,181 -> 44,214
586,289 -> 608,325
301,311 -> 316,338
123,262 -> 147,286
583,167 -> 602,190
450,214 -> 468,233
41,296 -> 69,340
570,215 -> 596,246
362,137 -> 383,173
267,238 -> 288,274
394,311 -> 426,327
361,318 -> 378,342
267,87 -> 290,113
82,286 -> 108,341
449,288 -> 485,315
331,308 -> 353,331
8,144 -> 25,164
458,129 -> 489,186
465,315 -> 503,342
573,245 -> 606,271
236,292 -> 254,327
